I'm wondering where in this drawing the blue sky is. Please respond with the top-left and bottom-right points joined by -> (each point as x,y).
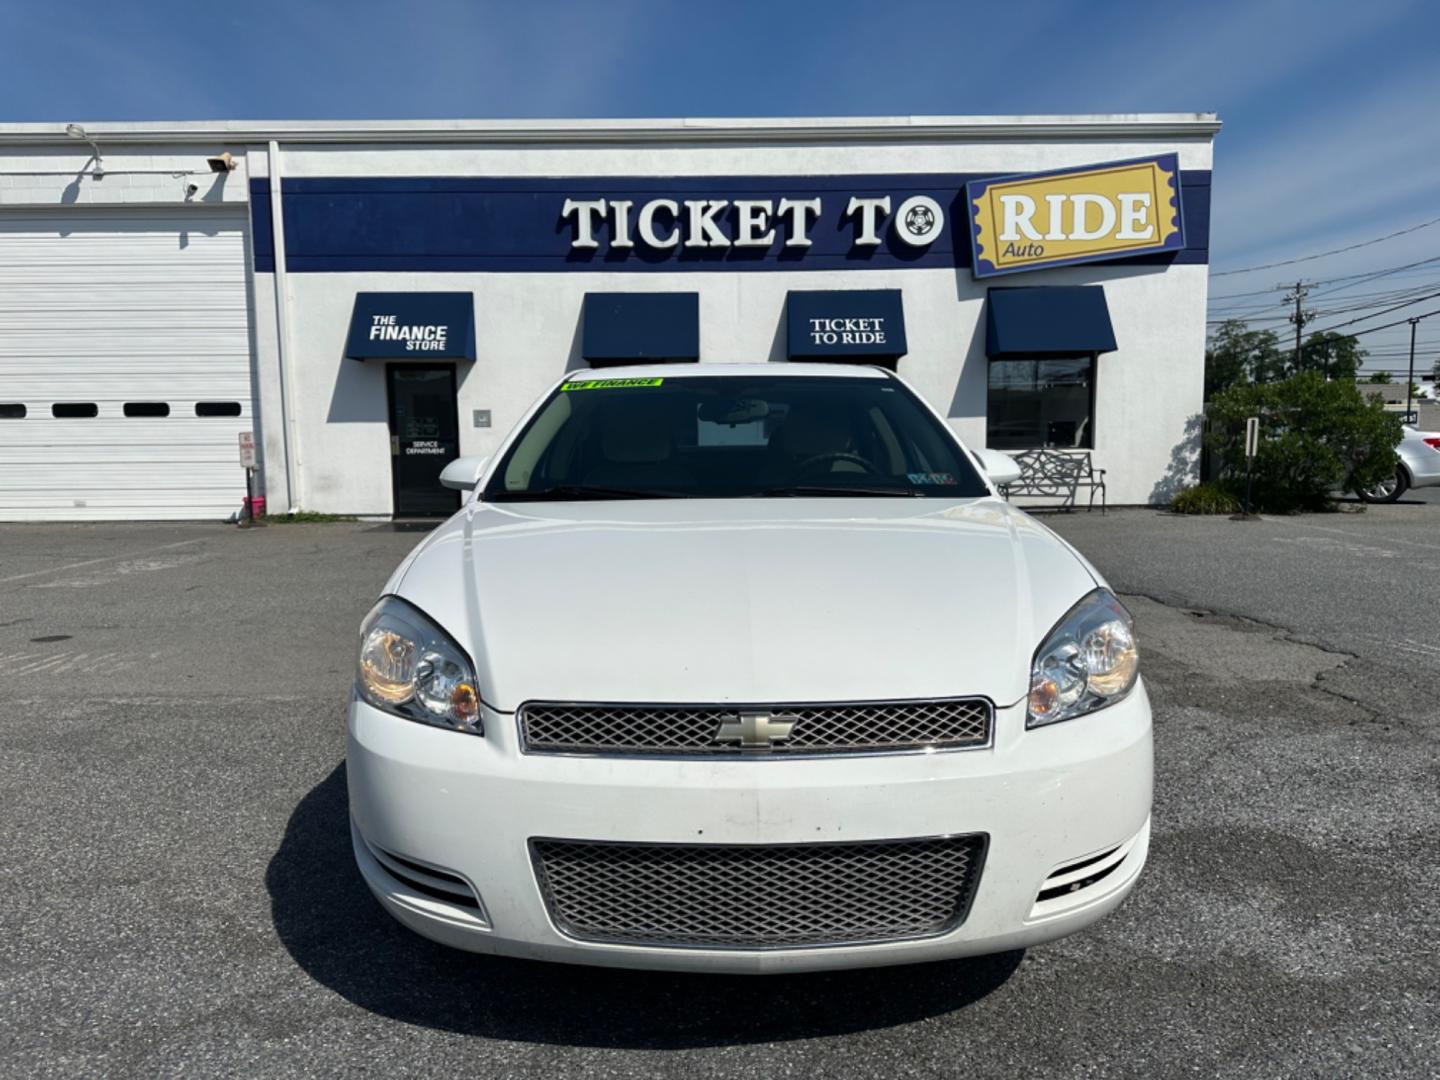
3,0 -> 1438,370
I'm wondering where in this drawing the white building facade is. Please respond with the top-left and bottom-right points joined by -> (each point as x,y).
0,115 -> 1218,520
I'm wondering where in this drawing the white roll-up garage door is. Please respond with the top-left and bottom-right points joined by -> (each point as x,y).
0,207 -> 254,521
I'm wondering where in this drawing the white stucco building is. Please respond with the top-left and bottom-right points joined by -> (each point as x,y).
0,114 -> 1219,519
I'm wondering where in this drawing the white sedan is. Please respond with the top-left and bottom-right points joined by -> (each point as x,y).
1358,424 -> 1440,503
347,364 -> 1151,973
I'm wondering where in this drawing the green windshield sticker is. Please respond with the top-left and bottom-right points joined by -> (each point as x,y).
560,377 -> 665,391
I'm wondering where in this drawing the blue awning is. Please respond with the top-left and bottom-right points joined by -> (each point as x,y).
582,293 -> 699,365
984,286 -> 1116,357
786,289 -> 907,364
344,292 -> 476,360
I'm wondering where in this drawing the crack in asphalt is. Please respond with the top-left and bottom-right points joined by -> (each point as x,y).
1119,590 -> 1412,731
1120,588 -> 1360,660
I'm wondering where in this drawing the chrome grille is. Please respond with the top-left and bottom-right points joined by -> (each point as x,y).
530,835 -> 987,949
519,699 -> 992,755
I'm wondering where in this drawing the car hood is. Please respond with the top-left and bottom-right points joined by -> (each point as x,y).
390,498 -> 1101,711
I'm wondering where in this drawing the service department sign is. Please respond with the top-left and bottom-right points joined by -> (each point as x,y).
966,154 -> 1185,278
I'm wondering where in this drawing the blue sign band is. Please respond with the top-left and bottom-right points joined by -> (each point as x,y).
251,172 -> 1209,274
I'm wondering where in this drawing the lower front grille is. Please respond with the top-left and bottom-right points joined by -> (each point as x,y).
531,835 -> 987,950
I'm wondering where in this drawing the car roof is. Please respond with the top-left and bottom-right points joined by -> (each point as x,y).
561,363 -> 891,381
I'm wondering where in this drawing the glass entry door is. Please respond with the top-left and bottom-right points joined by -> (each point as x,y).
386,364 -> 460,517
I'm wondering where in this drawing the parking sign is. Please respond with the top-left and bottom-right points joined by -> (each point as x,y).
238,431 -> 257,469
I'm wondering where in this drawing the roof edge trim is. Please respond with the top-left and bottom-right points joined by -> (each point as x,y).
0,114 -> 1223,147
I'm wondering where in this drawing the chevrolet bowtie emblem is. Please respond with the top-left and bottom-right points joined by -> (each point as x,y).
714,709 -> 798,748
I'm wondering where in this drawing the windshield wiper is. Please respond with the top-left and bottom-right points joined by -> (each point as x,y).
496,483 -> 685,501
756,484 -> 921,498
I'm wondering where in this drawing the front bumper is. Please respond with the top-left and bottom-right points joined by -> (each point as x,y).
346,683 -> 1153,973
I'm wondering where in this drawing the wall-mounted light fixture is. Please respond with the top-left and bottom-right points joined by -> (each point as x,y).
65,124 -> 105,177
207,151 -> 237,173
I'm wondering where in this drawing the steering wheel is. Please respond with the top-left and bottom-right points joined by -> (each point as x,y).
795,451 -> 880,476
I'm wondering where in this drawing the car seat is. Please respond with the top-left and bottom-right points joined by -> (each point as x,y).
582,399 -> 694,491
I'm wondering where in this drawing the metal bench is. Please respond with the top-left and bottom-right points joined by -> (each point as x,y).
1000,449 -> 1107,512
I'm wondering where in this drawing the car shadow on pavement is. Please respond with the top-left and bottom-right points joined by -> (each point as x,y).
266,764 -> 1024,1049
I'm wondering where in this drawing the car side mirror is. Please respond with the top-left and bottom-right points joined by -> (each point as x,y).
944,418 -> 1021,488
974,449 -> 1021,488
439,455 -> 490,491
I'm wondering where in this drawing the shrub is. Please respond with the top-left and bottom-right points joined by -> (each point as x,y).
1170,483 -> 1241,515
1206,372 -> 1402,513
263,511 -> 357,524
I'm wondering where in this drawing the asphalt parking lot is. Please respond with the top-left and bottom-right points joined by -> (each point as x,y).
2,503 -> 1437,1078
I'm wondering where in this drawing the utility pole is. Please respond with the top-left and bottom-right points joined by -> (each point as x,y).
1407,317 -> 1419,418
1282,281 -> 1315,374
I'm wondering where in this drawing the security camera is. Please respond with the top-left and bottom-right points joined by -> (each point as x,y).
185,182 -> 199,197
207,151 -> 236,173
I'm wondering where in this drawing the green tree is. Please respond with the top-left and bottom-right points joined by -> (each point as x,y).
1205,319 -> 1281,398
1206,372 -> 1402,513
1367,370 -> 1393,384
1301,331 -> 1366,381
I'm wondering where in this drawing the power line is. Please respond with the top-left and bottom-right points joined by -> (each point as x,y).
1307,304 -> 1440,341
1208,303 -> 1440,373
1321,281 -> 1440,306
1308,257 -> 1440,299
1302,288 -> 1440,334
1214,280 -> 1440,313
1208,255 -> 1440,302
1209,283 -> 1440,330
1210,214 -> 1440,277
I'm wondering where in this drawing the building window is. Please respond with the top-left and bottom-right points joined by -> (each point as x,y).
0,403 -> 24,419
986,356 -> 1095,450
123,402 -> 170,418
195,402 -> 242,417
52,403 -> 99,418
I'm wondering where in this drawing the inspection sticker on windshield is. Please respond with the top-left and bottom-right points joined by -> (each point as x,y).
908,472 -> 955,485
561,377 -> 664,391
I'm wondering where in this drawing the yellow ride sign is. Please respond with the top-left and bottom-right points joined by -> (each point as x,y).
967,154 -> 1185,277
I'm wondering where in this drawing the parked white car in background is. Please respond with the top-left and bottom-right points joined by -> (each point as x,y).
346,364 -> 1151,973
1359,424 -> 1440,503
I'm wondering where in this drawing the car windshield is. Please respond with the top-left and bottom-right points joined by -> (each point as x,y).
483,373 -> 989,501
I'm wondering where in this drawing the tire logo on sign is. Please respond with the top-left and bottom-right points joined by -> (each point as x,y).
894,195 -> 943,247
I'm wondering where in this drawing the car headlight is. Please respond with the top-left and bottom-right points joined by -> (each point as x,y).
1027,588 -> 1139,728
356,596 -> 482,735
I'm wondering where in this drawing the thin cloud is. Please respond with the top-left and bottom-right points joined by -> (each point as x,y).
1073,0 -> 1417,111
1211,60 -> 1440,266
